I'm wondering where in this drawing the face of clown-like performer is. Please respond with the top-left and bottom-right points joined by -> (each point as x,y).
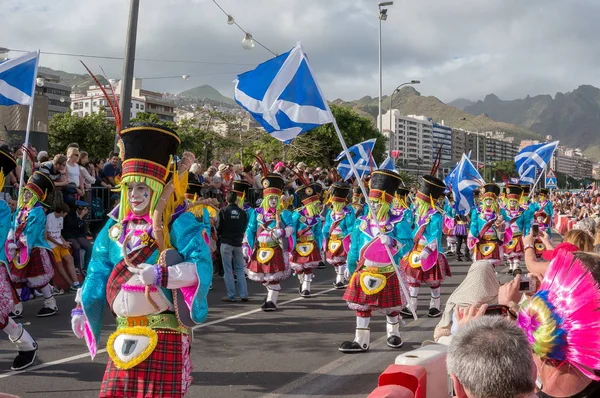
483,197 -> 495,210
23,189 -> 33,203
127,182 -> 152,215
369,198 -> 382,214
508,198 -> 519,210
268,195 -> 278,209
538,194 -> 547,202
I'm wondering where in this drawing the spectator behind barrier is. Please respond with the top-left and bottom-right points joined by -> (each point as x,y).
574,217 -> 596,238
523,229 -> 594,276
434,260 -> 499,342
518,251 -> 600,397
447,316 -> 537,398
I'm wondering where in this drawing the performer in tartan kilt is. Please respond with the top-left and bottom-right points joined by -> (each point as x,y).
0,147 -> 38,370
531,188 -> 554,258
71,123 -> 213,398
232,180 -> 255,217
6,171 -> 57,318
290,180 -> 323,298
503,184 -> 531,275
243,157 -> 294,311
339,170 -> 410,353
442,192 -> 457,256
389,186 -> 414,263
350,186 -> 367,217
185,173 -> 216,248
467,183 -> 511,267
400,175 -> 451,318
322,182 -> 355,289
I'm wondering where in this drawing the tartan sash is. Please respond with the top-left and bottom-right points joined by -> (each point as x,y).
106,242 -> 157,307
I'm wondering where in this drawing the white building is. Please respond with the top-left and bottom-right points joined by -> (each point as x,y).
381,110 -> 433,171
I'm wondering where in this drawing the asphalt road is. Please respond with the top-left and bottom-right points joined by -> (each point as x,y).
0,257 -> 474,398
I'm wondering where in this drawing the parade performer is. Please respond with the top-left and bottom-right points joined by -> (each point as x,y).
531,188 -> 554,258
442,192 -> 457,255
350,186 -> 366,217
454,213 -> 470,262
400,175 -> 451,318
467,183 -> 511,267
6,171 -> 57,317
243,157 -> 293,311
339,170 -> 409,353
71,123 -> 212,397
231,179 -> 254,216
322,182 -> 355,289
290,178 -> 323,298
389,186 -> 414,258
503,184 -> 530,274
0,147 -> 38,370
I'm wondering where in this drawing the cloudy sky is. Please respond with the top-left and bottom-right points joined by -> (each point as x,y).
2,0 -> 600,103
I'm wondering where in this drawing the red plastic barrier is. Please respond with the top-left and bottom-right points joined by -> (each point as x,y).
377,364 -> 427,398
368,385 -> 414,398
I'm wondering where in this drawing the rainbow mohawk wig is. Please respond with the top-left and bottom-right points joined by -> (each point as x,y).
518,250 -> 600,380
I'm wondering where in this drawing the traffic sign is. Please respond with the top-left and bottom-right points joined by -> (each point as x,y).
545,169 -> 557,188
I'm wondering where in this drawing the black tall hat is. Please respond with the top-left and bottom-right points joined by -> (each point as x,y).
506,184 -> 524,199
538,188 -> 549,196
521,185 -> 531,196
0,146 -> 16,176
120,122 -> 181,184
417,175 -> 446,201
331,182 -> 351,201
352,186 -> 362,196
262,173 -> 285,195
396,186 -> 410,198
186,172 -> 203,197
369,170 -> 403,204
26,171 -> 54,200
296,182 -> 320,205
482,183 -> 501,198
232,180 -> 252,195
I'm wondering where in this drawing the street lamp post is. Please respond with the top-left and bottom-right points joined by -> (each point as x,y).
378,1 -> 393,135
388,80 -> 420,155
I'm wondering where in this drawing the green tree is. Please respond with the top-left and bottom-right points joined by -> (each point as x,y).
493,160 -> 518,179
48,111 -> 116,157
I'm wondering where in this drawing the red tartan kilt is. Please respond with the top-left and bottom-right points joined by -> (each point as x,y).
100,331 -> 189,398
342,270 -> 403,309
504,236 -> 524,256
9,247 -> 55,281
402,254 -> 451,285
247,246 -> 287,275
290,247 -> 321,265
475,242 -> 502,261
325,242 -> 347,262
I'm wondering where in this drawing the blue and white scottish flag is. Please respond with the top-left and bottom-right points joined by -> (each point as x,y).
234,43 -> 334,144
336,138 -> 376,181
378,156 -> 396,172
0,51 -> 39,106
515,141 -> 559,182
445,153 -> 484,215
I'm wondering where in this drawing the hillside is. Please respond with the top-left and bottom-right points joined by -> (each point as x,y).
38,66 -> 108,93
178,85 -> 235,105
447,98 -> 474,110
333,87 -> 543,142
463,85 -> 600,159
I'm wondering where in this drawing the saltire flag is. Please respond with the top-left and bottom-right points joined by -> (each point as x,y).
445,153 -> 484,215
514,141 -> 559,183
519,164 -> 538,185
234,43 -> 334,144
0,51 -> 39,106
336,138 -> 376,181
379,156 -> 396,172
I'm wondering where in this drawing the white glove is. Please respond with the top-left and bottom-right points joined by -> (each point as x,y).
242,245 -> 250,260
71,314 -> 87,339
273,228 -> 284,238
344,268 -> 351,281
380,235 -> 391,245
7,242 -> 16,259
284,226 -> 294,237
128,264 -> 157,286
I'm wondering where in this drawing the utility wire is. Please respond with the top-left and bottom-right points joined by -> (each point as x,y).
211,0 -> 278,57
9,48 -> 256,66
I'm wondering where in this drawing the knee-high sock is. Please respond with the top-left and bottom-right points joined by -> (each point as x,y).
430,287 -> 441,310
409,285 -> 419,310
40,284 -> 52,299
3,318 -> 21,339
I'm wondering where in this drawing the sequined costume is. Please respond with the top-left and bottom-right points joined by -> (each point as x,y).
339,170 -> 409,353
401,175 -> 451,319
503,184 -> 531,274
71,123 -> 213,398
531,188 -> 554,258
322,182 -> 355,289
243,172 -> 293,311
6,171 -> 57,318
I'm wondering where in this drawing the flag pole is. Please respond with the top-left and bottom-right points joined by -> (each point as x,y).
16,50 -> 40,203
529,167 -> 546,197
302,46 -> 417,319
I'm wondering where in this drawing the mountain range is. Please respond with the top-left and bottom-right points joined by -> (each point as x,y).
178,85 -> 235,105
332,86 -> 543,142
455,85 -> 600,159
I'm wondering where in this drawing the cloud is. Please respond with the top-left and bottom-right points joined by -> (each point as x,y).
2,0 -> 600,103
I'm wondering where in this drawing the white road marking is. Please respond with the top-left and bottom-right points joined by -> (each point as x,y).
0,285 -> 339,379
